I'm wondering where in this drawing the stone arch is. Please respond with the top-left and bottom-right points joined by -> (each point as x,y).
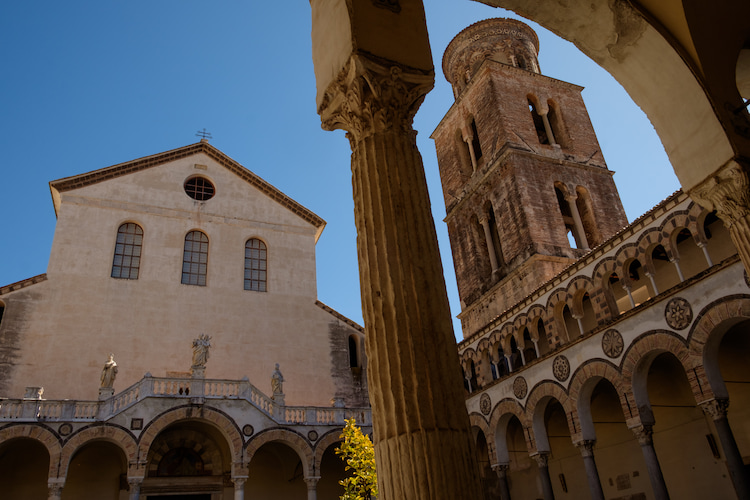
524,382 -> 575,453
567,360 -> 632,441
637,227 -> 670,273
660,210 -> 692,250
566,275 -> 594,317
0,424 -> 61,479
488,399 -> 530,461
59,424 -> 136,479
546,287 -> 573,345
614,242 -> 641,285
620,330 -> 693,424
499,323 -> 516,354
245,428 -> 314,478
312,429 -> 344,477
137,406 -> 243,466
686,201 -> 707,242
688,295 -> 750,400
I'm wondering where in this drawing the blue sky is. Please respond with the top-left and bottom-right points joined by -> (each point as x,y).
0,2 -> 678,339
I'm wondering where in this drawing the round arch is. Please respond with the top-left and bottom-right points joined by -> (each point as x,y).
245,428 -> 314,478
59,424 -> 136,478
0,424 -> 61,479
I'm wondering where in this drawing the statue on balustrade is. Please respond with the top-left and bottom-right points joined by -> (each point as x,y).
100,353 -> 118,388
192,334 -> 212,368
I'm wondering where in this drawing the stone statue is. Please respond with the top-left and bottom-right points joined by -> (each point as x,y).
100,353 -> 118,388
192,334 -> 212,367
271,363 -> 284,395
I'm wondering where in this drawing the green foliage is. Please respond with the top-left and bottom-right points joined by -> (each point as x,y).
335,418 -> 378,500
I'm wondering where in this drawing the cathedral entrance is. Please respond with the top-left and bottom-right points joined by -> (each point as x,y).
142,420 -> 231,500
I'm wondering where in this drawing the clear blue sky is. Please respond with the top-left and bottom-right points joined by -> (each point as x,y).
0,2 -> 678,339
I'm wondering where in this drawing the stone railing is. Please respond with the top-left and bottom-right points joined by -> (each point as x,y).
0,375 -> 371,427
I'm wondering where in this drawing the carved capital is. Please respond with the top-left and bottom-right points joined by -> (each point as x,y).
127,476 -> 143,493
700,399 -> 730,420
631,424 -> 653,446
532,452 -> 550,468
691,160 -> 750,227
304,476 -> 321,490
48,478 -> 65,498
492,462 -> 510,477
575,439 -> 596,457
318,54 -> 434,144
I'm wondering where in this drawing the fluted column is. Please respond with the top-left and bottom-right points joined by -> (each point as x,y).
700,399 -> 750,499
532,452 -> 555,500
631,425 -> 670,500
692,161 -> 750,275
492,463 -> 512,500
575,440 -> 604,500
318,53 -> 482,500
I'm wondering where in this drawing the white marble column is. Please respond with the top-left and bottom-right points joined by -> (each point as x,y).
317,52 -> 483,499
232,476 -> 247,500
47,479 -> 64,500
305,476 -> 320,500
127,477 -> 143,500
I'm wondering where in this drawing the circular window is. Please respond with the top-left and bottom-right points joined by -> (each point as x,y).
184,176 -> 215,201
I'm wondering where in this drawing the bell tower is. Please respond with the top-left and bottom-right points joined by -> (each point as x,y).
432,18 -> 628,338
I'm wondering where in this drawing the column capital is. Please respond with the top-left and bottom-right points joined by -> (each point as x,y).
700,398 -> 730,420
531,452 -> 550,468
691,160 -> 750,227
233,476 -> 248,487
575,439 -> 596,457
491,462 -> 510,475
318,54 -> 434,144
47,478 -> 65,499
304,476 -> 321,489
564,192 -> 579,202
630,424 -> 654,446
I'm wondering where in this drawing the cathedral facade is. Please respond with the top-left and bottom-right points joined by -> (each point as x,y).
0,142 -> 370,499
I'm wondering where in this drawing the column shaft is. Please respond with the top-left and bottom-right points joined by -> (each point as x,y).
480,218 -> 500,272
577,441 -> 604,500
493,464 -> 512,500
353,127 -> 482,499
701,400 -> 750,500
632,426 -> 670,500
533,453 -> 555,500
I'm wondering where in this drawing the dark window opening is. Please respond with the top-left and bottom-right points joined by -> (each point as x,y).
348,336 -> 359,368
529,99 -> 549,144
652,245 -> 670,261
244,238 -> 267,292
676,228 -> 692,245
516,53 -> 528,70
629,260 -> 643,281
182,231 -> 208,286
470,119 -> 482,160
111,223 -> 143,280
704,211 -> 720,239
184,177 -> 215,201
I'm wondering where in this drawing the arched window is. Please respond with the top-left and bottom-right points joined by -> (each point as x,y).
182,231 -> 208,286
111,223 -> 143,279
348,335 -> 359,368
244,238 -> 267,292
575,186 -> 600,247
528,98 -> 549,144
470,118 -> 483,161
522,328 -> 537,363
547,99 -> 568,148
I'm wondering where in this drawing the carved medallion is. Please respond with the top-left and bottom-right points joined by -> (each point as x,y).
552,355 -> 570,382
480,393 -> 492,415
308,430 -> 319,442
58,423 -> 72,436
513,376 -> 528,399
602,329 -> 624,359
664,297 -> 693,330
242,424 -> 254,437
130,418 -> 143,431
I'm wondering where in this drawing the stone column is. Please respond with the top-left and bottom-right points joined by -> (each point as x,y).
645,271 -> 659,295
47,479 -> 64,500
305,476 -> 320,500
232,476 -> 247,500
532,452 -> 555,500
670,258 -> 685,282
576,440 -> 604,500
479,216 -> 500,273
317,53 -> 482,499
697,242 -> 714,267
565,193 -> 589,250
492,463 -> 512,500
700,399 -> 750,499
631,425 -> 670,500
692,161 -> 750,275
540,113 -> 557,146
622,283 -> 636,309
127,477 -> 143,500
465,136 -> 479,172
